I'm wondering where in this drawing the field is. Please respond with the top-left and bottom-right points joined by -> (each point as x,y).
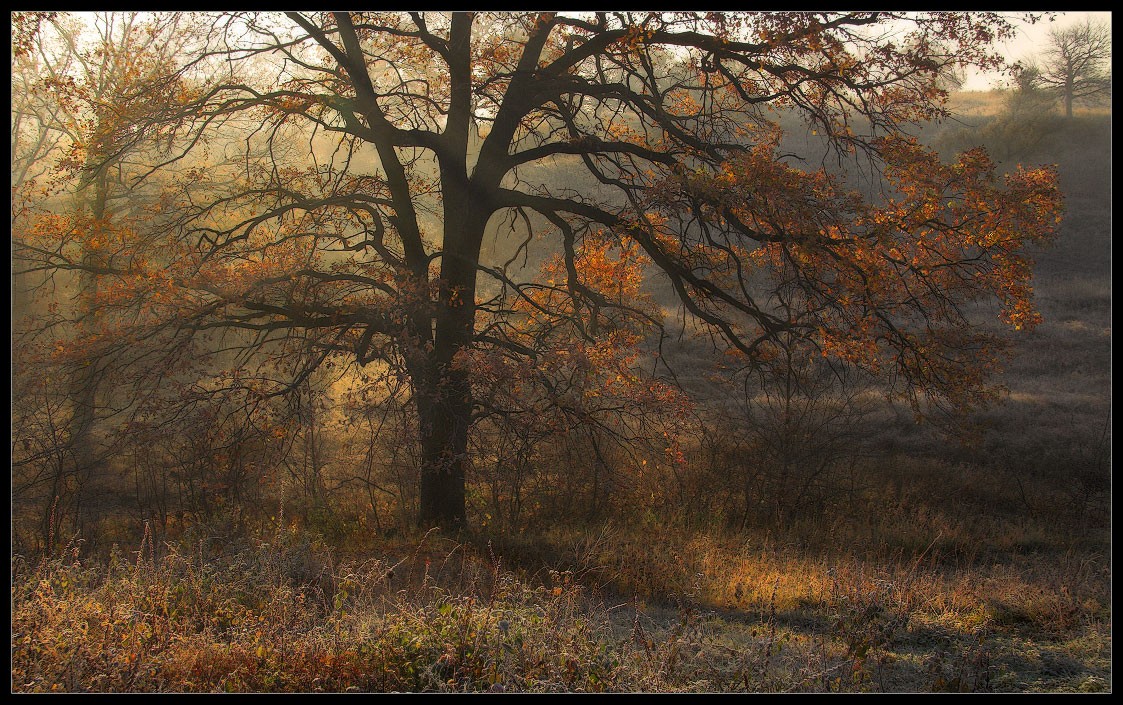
12,93 -> 1111,692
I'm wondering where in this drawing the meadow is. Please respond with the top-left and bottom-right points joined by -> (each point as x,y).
12,93 -> 1111,693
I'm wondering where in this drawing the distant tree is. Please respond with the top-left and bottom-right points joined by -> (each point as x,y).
1037,17 -> 1111,118
14,12 -> 1064,530
11,12 -> 199,548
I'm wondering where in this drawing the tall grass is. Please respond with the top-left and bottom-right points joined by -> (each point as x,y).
13,501 -> 1109,693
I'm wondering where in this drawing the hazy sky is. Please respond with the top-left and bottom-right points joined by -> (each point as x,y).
961,11 -> 1113,90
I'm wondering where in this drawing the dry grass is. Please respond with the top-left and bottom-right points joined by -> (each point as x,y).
12,529 -> 653,693
14,476 -> 1109,694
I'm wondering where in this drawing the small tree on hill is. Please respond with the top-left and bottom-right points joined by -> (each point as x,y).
1037,17 -> 1111,118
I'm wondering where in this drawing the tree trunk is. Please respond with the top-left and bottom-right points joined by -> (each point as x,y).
415,365 -> 471,529
413,206 -> 486,529
410,12 -> 487,528
413,295 -> 475,529
68,167 -> 109,505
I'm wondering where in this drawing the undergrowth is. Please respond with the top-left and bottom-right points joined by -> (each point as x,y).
11,510 -> 1110,693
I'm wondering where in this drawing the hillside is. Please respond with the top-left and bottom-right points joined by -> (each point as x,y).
13,49 -> 1111,695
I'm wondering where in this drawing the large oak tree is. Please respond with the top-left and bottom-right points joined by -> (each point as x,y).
13,12 -> 1063,529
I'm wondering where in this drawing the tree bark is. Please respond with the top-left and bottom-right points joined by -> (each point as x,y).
69,167 -> 109,494
415,365 -> 471,529
413,192 -> 487,529
413,282 -> 476,529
